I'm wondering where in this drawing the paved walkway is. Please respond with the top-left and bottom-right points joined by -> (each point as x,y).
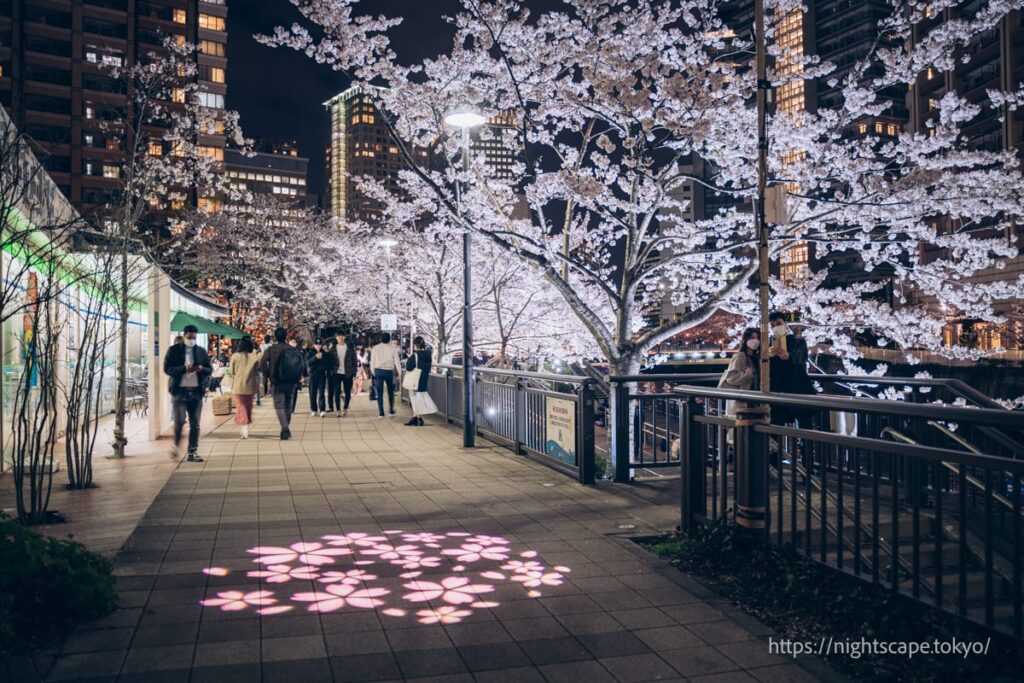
16,394 -> 839,683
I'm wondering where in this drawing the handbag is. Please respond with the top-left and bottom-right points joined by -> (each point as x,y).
402,353 -> 422,391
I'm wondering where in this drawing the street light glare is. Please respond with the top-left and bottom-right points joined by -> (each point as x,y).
444,108 -> 487,129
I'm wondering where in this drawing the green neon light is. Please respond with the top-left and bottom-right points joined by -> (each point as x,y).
2,205 -> 147,312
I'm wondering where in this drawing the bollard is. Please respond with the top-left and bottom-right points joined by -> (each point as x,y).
734,403 -> 770,532
680,397 -> 707,533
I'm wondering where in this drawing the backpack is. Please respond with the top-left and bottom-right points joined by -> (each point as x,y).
275,347 -> 305,384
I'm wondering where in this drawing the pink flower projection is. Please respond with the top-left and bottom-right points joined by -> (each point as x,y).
199,530 -> 570,625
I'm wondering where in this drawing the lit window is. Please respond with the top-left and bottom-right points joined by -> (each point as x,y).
174,34 -> 186,46
198,197 -> 223,212
84,105 -> 95,119
926,67 -> 935,80
148,140 -> 163,156
887,124 -> 897,136
84,133 -> 94,145
199,13 -> 226,31
875,122 -> 884,134
85,50 -> 97,63
199,145 -> 224,161
173,8 -> 186,24
102,164 -> 119,179
200,40 -> 226,57
197,92 -> 224,109
172,88 -> 186,104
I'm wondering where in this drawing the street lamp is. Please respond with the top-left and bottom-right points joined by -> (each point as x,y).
444,105 -> 485,448
378,238 -> 398,314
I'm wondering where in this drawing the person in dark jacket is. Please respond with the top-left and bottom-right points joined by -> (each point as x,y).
405,336 -> 435,426
163,324 -> 212,461
329,331 -> 358,415
260,327 -> 303,440
307,338 -> 337,416
768,312 -> 815,425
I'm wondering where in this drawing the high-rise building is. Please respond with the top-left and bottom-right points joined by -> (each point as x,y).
224,141 -> 308,224
911,6 -> 1024,350
0,0 -> 229,221
324,85 -> 409,225
325,85 -> 521,225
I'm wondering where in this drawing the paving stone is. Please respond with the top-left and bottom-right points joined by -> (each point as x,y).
27,398 -> 841,683
538,660 -> 618,683
599,652 -> 682,682
518,636 -> 593,666
193,639 -> 260,666
456,642 -> 531,671
660,645 -> 743,677
329,652 -> 403,682
263,657 -> 333,683
393,646 -> 468,677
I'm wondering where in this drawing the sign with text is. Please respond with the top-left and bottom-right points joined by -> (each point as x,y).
380,314 -> 398,331
544,396 -> 576,465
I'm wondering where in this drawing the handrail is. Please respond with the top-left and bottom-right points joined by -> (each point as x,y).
641,383 -> 1024,429
434,363 -> 587,383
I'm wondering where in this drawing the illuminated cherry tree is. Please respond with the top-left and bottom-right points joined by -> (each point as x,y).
100,37 -> 251,457
263,0 -> 1024,379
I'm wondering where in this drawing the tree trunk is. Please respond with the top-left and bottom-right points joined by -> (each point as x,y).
606,356 -> 641,480
111,249 -> 129,459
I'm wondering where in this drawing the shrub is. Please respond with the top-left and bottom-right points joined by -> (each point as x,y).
646,522 -> 1024,681
0,514 -> 117,652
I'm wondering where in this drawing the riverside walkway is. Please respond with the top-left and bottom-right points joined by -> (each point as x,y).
12,396 -> 839,683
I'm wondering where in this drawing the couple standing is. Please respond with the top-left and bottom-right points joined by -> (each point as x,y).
368,333 -> 434,423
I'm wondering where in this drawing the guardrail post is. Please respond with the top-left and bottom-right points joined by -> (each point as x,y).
613,379 -> 631,482
578,380 -> 596,485
513,377 -> 525,455
734,403 -> 769,534
444,369 -> 451,424
681,396 -> 706,532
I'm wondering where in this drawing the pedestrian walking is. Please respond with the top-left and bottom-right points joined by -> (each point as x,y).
370,332 -> 402,418
260,327 -> 305,440
229,335 -> 261,439
330,332 -> 358,415
163,324 -> 212,461
354,345 -> 369,395
404,336 -> 436,426
307,338 -> 336,417
258,334 -> 272,405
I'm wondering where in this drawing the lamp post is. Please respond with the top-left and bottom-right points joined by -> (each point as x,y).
378,238 -> 398,315
444,106 -> 486,448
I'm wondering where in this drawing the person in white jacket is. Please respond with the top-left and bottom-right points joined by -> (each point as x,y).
369,332 -> 402,417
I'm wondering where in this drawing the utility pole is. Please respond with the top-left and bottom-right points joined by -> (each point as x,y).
755,0 -> 772,394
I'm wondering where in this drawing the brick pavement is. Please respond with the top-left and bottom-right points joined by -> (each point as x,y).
9,393 -> 841,683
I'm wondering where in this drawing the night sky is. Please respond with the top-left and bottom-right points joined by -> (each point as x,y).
227,1 -> 464,201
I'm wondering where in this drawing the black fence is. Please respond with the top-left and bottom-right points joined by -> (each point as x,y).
412,365 -> 596,484
616,378 -> 1024,638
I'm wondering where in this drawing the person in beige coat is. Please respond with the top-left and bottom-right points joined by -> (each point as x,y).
718,327 -> 761,418
229,335 -> 262,439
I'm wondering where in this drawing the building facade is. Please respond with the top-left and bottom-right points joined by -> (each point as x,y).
225,140 -> 308,208
0,0 -> 229,221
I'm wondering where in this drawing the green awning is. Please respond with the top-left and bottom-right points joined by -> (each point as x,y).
170,311 -> 246,339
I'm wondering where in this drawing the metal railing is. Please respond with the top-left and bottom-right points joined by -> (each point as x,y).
412,364 -> 596,484
630,379 -> 1024,638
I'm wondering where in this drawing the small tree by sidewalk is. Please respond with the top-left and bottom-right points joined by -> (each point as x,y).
97,37 -> 250,459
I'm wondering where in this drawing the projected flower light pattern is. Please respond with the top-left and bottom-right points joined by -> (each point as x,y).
199,530 -> 570,625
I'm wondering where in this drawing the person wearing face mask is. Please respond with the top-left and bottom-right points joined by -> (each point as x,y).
306,338 -> 336,417
768,312 -> 815,424
718,327 -> 761,417
163,324 -> 212,461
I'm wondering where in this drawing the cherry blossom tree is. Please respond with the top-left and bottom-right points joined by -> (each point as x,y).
98,37 -> 250,457
263,0 -> 1024,379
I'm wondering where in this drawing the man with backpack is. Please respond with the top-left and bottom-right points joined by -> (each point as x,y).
260,327 -> 306,440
